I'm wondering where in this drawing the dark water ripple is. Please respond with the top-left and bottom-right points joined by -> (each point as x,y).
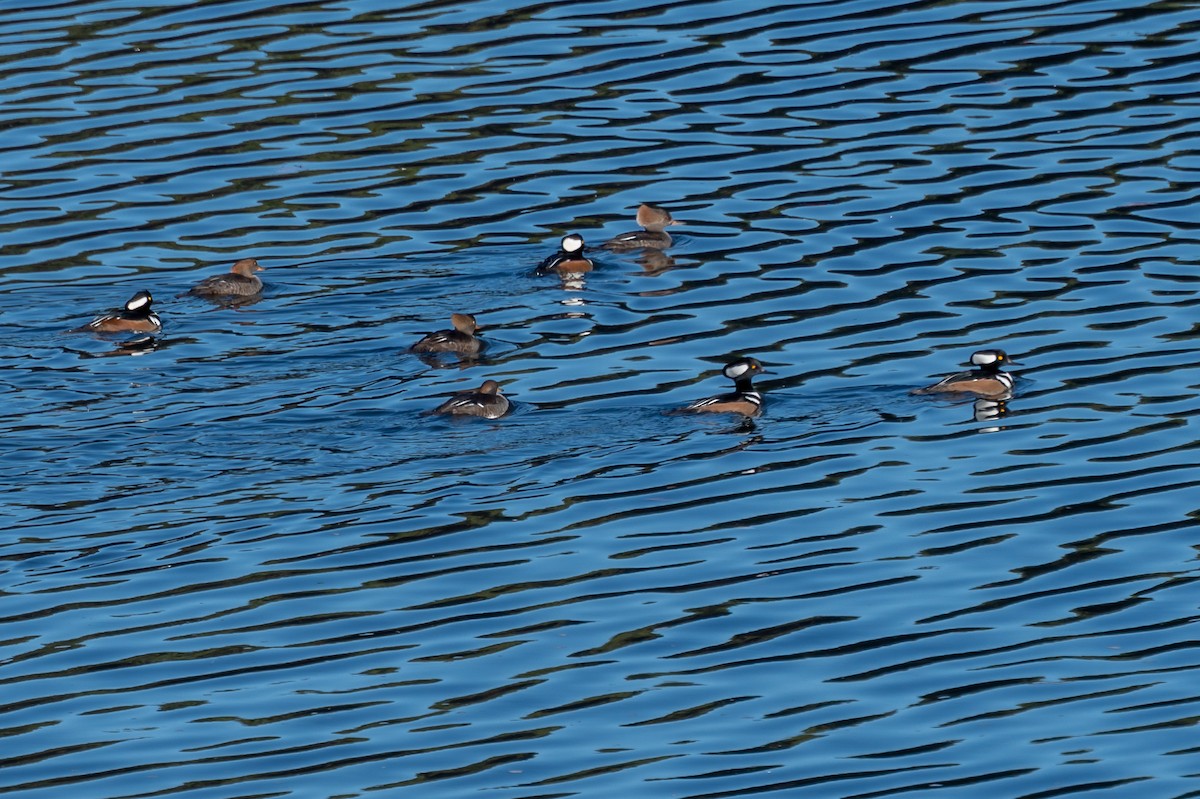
3,0 -> 1200,796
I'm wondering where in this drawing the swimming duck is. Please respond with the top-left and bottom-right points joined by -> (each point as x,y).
185,258 -> 264,297
76,290 -> 161,333
681,357 -> 771,416
604,204 -> 680,251
912,349 -> 1018,398
537,233 -> 593,274
412,313 -> 484,356
433,379 -> 510,419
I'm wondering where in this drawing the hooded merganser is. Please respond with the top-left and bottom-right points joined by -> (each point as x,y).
537,233 -> 593,274
412,313 -> 484,356
682,357 -> 771,416
604,204 -> 680,251
185,258 -> 264,297
912,349 -> 1019,398
76,290 -> 161,333
433,379 -> 510,419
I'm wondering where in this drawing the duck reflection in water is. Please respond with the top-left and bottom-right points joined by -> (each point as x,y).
114,335 -> 159,355
973,396 -> 1012,433
974,397 -> 1009,422
635,249 -> 677,275
68,334 -> 166,359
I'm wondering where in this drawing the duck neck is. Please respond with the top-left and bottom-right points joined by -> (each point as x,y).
733,376 -> 757,395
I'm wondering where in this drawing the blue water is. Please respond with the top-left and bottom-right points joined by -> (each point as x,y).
3,0 -> 1200,797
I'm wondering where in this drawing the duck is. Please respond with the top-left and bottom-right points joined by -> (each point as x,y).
412,313 -> 484,356
912,349 -> 1018,398
75,290 -> 161,333
604,204 -> 680,251
185,258 -> 264,297
681,357 -> 771,416
433,380 -> 510,419
537,233 -> 593,274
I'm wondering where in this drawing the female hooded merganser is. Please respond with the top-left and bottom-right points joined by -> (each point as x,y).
604,204 -> 680,251
186,258 -> 264,297
412,313 -> 484,356
537,233 -> 593,274
682,357 -> 771,416
76,290 -> 161,333
433,379 -> 510,419
912,349 -> 1019,398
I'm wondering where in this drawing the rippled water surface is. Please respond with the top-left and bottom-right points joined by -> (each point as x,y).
4,0 -> 1200,796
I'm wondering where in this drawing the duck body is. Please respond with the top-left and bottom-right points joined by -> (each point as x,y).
538,233 -> 593,274
433,379 -> 510,419
604,204 -> 679,251
912,349 -> 1018,398
76,290 -> 162,333
682,357 -> 770,417
412,313 -> 484,356
186,258 -> 264,297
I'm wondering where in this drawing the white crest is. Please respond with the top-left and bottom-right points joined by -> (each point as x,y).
726,361 -> 750,378
562,234 -> 584,253
126,293 -> 151,311
971,350 -> 999,366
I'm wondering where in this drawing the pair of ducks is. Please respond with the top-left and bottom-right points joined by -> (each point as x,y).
537,203 -> 679,274
75,259 -> 265,333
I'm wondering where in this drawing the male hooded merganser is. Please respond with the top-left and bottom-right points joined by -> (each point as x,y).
433,379 -> 510,419
185,258 -> 264,297
76,290 -> 162,333
912,349 -> 1019,398
537,233 -> 593,274
682,357 -> 771,416
604,204 -> 680,251
412,313 -> 484,356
